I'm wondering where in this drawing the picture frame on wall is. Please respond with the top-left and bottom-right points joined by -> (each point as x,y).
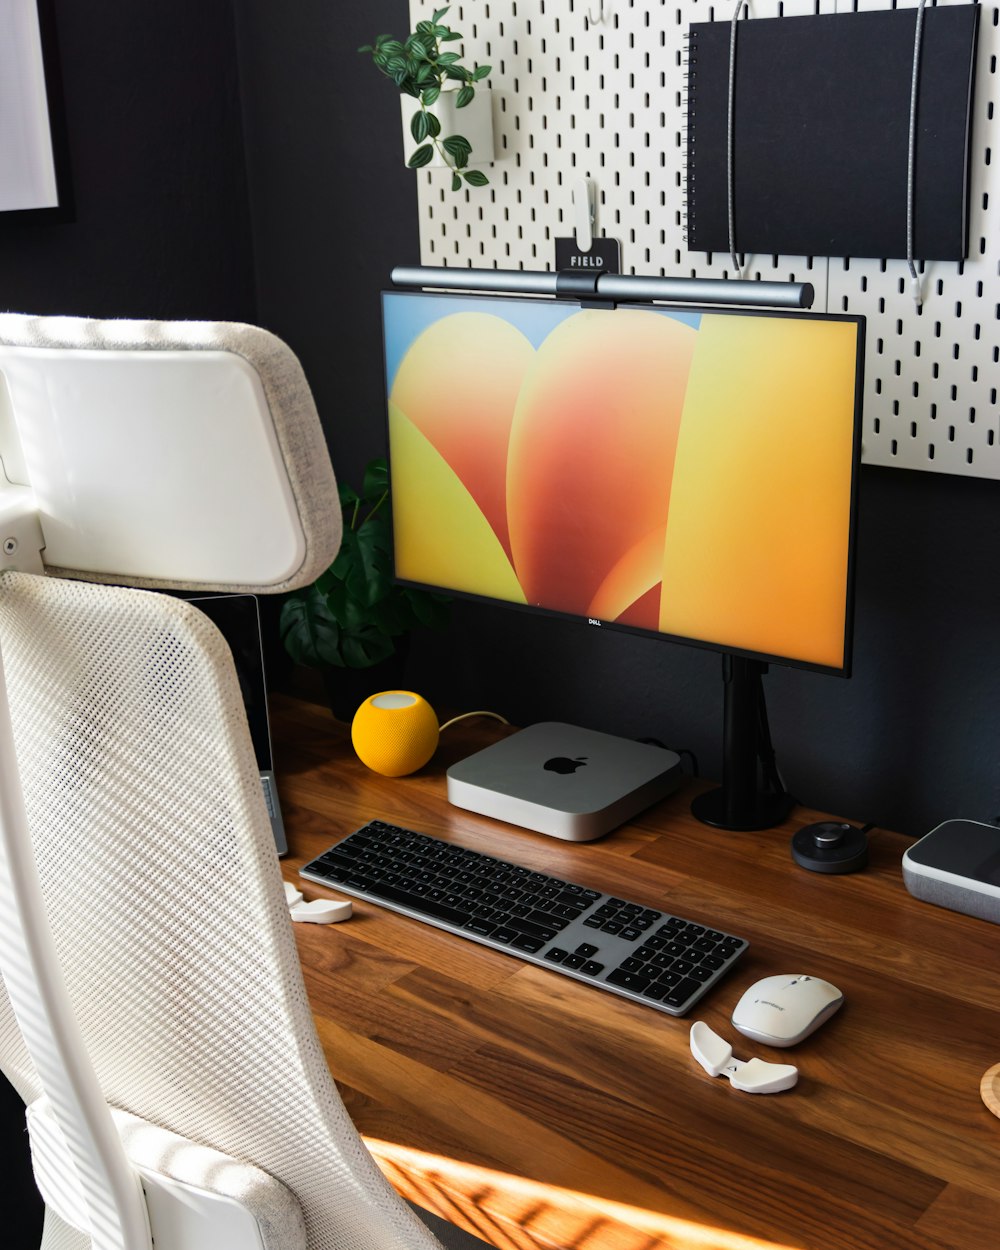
0,0 -> 71,221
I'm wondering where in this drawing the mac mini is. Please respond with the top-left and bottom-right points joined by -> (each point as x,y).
446,721 -> 683,841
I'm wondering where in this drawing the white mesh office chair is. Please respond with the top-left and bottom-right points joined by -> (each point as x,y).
0,315 -> 454,1250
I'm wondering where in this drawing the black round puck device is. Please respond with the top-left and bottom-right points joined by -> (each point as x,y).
791,821 -> 868,874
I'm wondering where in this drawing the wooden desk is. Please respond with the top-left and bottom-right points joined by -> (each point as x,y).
271,694 -> 1000,1250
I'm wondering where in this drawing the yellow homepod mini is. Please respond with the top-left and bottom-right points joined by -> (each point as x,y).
351,691 -> 440,777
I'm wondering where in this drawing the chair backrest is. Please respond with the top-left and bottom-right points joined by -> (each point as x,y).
0,313 -> 341,592
0,574 -> 444,1250
0,315 -> 446,1250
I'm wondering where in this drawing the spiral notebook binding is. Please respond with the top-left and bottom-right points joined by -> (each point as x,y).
682,28 -> 698,246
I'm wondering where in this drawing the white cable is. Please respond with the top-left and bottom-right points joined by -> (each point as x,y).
727,2 -> 749,280
906,0 -> 929,307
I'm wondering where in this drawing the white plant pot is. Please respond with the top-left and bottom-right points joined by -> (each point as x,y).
400,86 -> 495,170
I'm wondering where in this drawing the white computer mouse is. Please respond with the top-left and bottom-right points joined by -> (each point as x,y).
731,974 -> 844,1047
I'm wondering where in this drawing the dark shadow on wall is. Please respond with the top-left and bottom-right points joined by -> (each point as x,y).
0,0 -> 255,323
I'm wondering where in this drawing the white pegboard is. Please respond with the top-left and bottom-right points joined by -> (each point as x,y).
410,0 -> 1000,480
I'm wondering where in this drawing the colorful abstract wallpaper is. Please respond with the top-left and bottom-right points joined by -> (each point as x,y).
383,291 -> 861,672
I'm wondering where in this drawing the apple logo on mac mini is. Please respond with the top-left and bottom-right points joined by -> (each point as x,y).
544,755 -> 588,775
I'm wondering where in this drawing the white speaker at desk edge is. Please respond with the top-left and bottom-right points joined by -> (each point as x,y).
902,819 -> 1000,925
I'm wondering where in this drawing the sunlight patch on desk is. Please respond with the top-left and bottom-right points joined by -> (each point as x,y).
366,1137 -> 799,1250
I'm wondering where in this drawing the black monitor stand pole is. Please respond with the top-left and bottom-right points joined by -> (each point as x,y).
690,653 -> 796,832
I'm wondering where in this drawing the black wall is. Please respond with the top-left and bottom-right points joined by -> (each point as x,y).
2,2 -> 1000,1243
0,1 -> 255,321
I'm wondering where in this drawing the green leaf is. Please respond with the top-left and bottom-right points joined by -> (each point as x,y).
432,6 -> 450,23
361,457 -> 388,501
451,172 -> 461,192
455,85 -> 474,108
442,134 -> 472,166
378,39 -> 405,58
463,169 -> 489,187
351,524 -> 392,607
443,65 -> 467,82
438,51 -> 461,65
425,110 -> 441,138
279,594 -> 344,668
338,482 -> 361,512
340,628 -> 396,669
410,110 -> 431,143
407,33 -> 435,58
407,144 -> 434,168
439,31 -> 462,42
421,85 -> 441,106
473,65 -> 491,80
405,589 -> 451,630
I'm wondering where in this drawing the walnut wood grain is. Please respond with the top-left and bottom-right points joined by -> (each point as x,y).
271,694 -> 1000,1250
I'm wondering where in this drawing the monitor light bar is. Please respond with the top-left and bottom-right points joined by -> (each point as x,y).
390,265 -> 814,310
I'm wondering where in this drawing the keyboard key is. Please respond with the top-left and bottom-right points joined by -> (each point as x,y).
663,977 -> 702,1009
606,968 -> 651,992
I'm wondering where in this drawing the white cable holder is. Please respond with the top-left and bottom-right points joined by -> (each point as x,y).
282,879 -> 352,924
573,178 -> 595,253
690,1022 -> 798,1094
587,2 -> 612,27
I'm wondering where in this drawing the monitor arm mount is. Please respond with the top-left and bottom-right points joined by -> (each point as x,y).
690,654 -> 795,831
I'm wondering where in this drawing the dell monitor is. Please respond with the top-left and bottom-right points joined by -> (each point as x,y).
381,283 -> 864,831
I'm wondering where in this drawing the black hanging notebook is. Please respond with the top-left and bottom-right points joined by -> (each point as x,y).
686,6 -> 980,261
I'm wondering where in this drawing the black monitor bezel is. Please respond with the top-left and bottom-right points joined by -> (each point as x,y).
381,287 -> 865,681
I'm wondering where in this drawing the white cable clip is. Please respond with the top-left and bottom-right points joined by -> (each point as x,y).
690,1022 -> 798,1094
573,178 -> 595,253
283,879 -> 353,924
588,2 -> 612,26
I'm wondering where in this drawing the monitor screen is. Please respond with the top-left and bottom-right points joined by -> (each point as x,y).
382,289 -> 864,677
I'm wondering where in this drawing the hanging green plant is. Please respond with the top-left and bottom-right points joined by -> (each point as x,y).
360,6 -> 492,191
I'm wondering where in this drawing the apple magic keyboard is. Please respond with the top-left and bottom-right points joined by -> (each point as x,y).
300,819 -> 748,1017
